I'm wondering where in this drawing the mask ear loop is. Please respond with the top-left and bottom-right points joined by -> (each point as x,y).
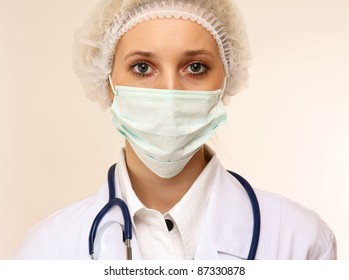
108,74 -> 116,93
218,77 -> 227,102
222,77 -> 227,93
108,74 -> 117,106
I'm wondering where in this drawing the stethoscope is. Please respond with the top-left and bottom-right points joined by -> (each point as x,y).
88,164 -> 261,260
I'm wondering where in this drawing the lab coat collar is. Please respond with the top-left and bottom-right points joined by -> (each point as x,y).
86,159 -> 264,260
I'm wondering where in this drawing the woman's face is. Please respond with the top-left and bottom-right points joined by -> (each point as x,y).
111,18 -> 225,94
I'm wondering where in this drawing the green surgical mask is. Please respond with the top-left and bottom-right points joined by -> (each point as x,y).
110,79 -> 227,178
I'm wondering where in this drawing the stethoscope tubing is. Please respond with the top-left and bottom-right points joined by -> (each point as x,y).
88,164 -> 132,258
89,164 -> 261,260
227,171 -> 261,260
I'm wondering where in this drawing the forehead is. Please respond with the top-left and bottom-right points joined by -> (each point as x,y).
115,18 -> 221,57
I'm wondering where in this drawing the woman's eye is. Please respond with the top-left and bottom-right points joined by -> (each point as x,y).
131,62 -> 154,76
186,62 -> 208,75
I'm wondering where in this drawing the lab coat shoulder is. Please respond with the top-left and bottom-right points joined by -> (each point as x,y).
13,186 -> 105,260
256,189 -> 337,259
204,164 -> 336,259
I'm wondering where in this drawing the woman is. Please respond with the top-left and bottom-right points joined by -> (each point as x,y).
14,0 -> 336,259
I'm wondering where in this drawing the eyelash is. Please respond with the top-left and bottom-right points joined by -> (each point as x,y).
128,61 -> 209,78
186,61 -> 209,77
128,61 -> 154,78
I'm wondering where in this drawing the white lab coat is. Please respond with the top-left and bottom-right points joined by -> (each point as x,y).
13,160 -> 336,259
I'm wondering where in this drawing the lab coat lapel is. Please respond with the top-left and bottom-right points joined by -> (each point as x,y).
195,162 -> 259,259
194,222 -> 220,259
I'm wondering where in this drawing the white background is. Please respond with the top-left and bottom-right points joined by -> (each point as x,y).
1,261 -> 348,279
1,0 -> 348,259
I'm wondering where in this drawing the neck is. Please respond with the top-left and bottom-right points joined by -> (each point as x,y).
124,141 -> 208,214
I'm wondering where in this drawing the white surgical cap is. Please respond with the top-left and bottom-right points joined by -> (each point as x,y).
73,0 -> 251,110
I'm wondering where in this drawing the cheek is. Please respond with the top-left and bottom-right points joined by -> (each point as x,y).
213,64 -> 226,89
201,65 -> 225,90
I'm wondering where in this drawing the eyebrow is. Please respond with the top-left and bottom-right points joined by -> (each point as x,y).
184,49 -> 215,58
124,49 -> 215,60
124,51 -> 158,60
